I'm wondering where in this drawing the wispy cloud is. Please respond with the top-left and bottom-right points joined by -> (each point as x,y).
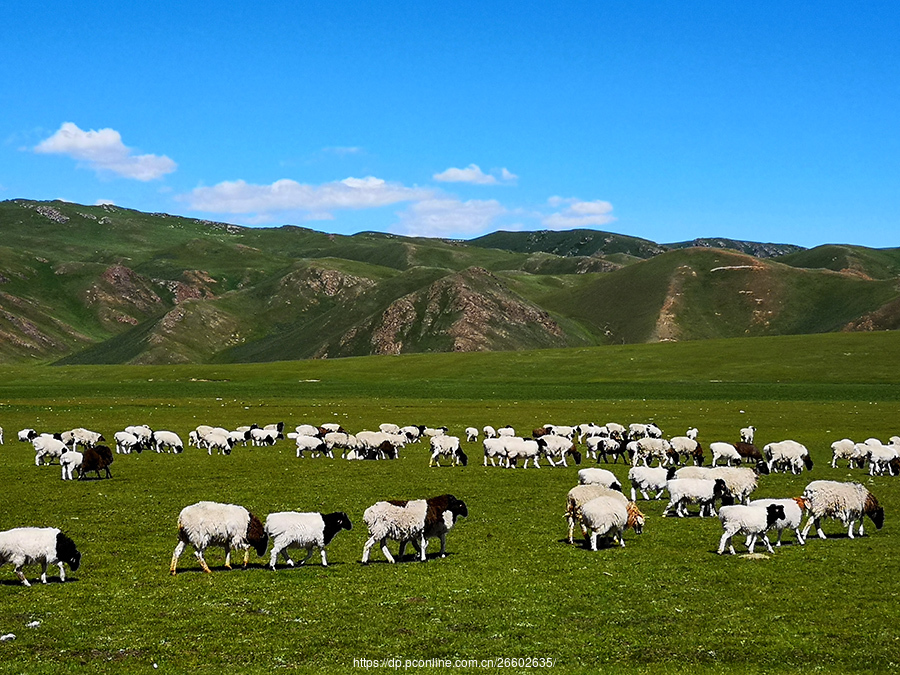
433,164 -> 517,185
543,196 -> 615,230
392,198 -> 506,237
182,176 -> 433,219
322,146 -> 363,156
34,122 -> 176,181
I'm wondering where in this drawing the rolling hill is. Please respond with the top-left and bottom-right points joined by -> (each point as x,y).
0,198 -> 897,365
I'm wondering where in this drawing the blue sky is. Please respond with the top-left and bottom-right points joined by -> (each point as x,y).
2,2 -> 898,248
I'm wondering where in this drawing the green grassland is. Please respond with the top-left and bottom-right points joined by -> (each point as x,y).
1,332 -> 899,674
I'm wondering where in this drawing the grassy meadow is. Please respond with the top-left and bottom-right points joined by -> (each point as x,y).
1,331 -> 899,674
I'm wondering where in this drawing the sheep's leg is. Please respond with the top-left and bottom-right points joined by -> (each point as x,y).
380,538 -> 396,564
661,500 -> 674,517
847,519 -> 856,539
417,535 -> 428,562
268,544 -> 283,569
590,531 -> 598,551
14,566 -> 31,587
39,560 -> 49,584
319,547 -> 328,566
170,541 -> 186,575
242,547 -> 251,568
57,561 -> 67,582
193,549 -> 213,574
717,531 -> 732,554
760,534 -> 775,554
298,547 -> 314,566
858,519 -> 866,537
223,545 -> 232,570
545,457 -> 557,467
398,540 -> 409,560
361,536 -> 379,563
438,533 -> 447,558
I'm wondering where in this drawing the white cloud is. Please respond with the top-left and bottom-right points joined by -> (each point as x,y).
433,164 -> 517,185
393,198 -> 506,237
95,199 -> 116,206
34,122 -> 176,181
543,197 -> 615,230
182,176 -> 433,217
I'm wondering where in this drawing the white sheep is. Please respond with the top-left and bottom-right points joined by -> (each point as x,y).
64,427 -> 105,450
295,435 -> 328,458
764,440 -> 813,474
0,527 -> 81,587
747,498 -> 807,547
662,478 -> 730,517
169,501 -> 269,574
577,496 -> 645,550
578,423 -> 607,443
324,432 -> 357,456
114,431 -> 140,455
577,467 -> 622,491
379,423 -> 402,435
669,436 -> 703,465
204,431 -> 234,455
717,502 -> 786,555
800,481 -> 885,540
830,439 -> 861,469
17,428 -> 37,443
264,511 -> 352,569
482,437 -> 509,467
710,442 -> 742,467
250,427 -> 280,446
677,465 -> 765,504
631,437 -> 673,467
153,430 -> 184,454
865,442 -> 899,476
497,425 -> 516,437
587,436 -> 626,463
465,427 -> 479,442
505,438 -> 541,468
605,422 -> 627,440
400,425 -> 425,442
33,435 -> 67,466
482,425 -> 498,439
740,426 -> 756,444
628,465 -> 677,501
686,427 -> 699,441
429,435 -> 467,467
60,450 -> 83,480
125,425 -> 153,451
537,435 -> 582,467
565,484 -> 628,544
361,495 -> 467,563
424,426 -> 447,438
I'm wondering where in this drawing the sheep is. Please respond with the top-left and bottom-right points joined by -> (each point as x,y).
734,442 -> 763,464
295,434 -> 328,458
429,435 -> 468,467
497,425 -> 516,437
629,465 -> 677,501
114,431 -> 140,455
577,496 -> 645,549
33,435 -> 67,466
465,427 -> 479,443
505,438 -> 541,468
482,437 -> 509,467
64,427 -> 105,450
631,437 -> 673,467
169,501 -> 269,574
578,423 -> 607,443
264,511 -> 352,569
324,432 -> 357,456
865,442 -> 899,476
482,425 -> 498,439
662,478 -> 731,517
605,422 -> 627,440
717,503 -> 786,555
152,430 -> 184,454
577,467 -> 622,491
747,498 -> 806,547
424,426 -> 447,438
125,425 -> 153,451
319,423 -> 345,434
263,422 -> 285,439
356,431 -> 406,455
361,494 -> 468,563
60,450 -> 83,480
544,424 -> 577,440
78,445 -> 113,479
0,527 -> 81,587
294,424 -> 321,438
686,427 -> 699,441
831,438 -> 862,469
587,436 -> 626,464
676,465 -> 766,504
565,484 -> 628,544
400,425 -> 426,443
764,440 -> 813,474
628,423 -> 650,440
250,427 -> 280,447
536,435 -> 582,467
801,481 -> 885,540
669,436 -> 704,466
710,442 -> 742,467
18,428 -> 38,443
740,426 -> 756,444
379,423 -> 402,435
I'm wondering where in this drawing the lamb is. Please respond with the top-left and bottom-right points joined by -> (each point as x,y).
497,425 -> 516,437
747,498 -> 807,547
361,494 -> 468,563
865,442 -> 899,476
801,481 -> 885,540
60,450 -> 83,480
169,501 -> 269,574
577,496 -> 645,550
577,468 -> 622,492
831,439 -> 862,469
18,428 -> 38,443
205,431 -> 234,456
250,427 -> 280,446
264,511 -> 352,569
764,440 -> 813,474
429,435 -> 468,467
78,445 -> 114,479
710,442 -> 742,467
482,437 -> 509,467
717,503 -> 786,555
629,465 -> 677,501
465,427 -> 479,442
33,435 -> 67,466
400,425 -> 426,442
0,527 -> 81,587
686,427 -> 699,441
152,430 -> 184,454
114,431 -> 140,455
294,435 -> 329,458
505,438 -> 541,468
65,427 -> 105,450
662,478 -> 731,517
536,435 -> 582,467
740,426 -> 756,444
564,484 -> 628,544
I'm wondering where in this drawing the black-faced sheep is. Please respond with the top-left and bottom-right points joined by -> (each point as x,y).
0,527 -> 81,587
361,494 -> 468,563
717,503 -> 786,555
429,435 -> 468,467
800,481 -> 884,540
170,501 -> 269,574
264,511 -> 352,569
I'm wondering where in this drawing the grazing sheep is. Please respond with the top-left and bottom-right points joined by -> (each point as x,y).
605,422 -> 627,440
662,478 -> 731,517
170,501 -> 269,574
866,442 -> 899,476
465,427 -> 479,443
831,439 -> 862,469
482,425 -> 498,439
264,511 -> 352,569
361,494 -> 468,563
577,496 -> 645,549
669,436 -> 704,466
740,426 -> 756,444
565,484 -> 628,544
505,438 -> 541,468
734,442 -> 763,464
482,437 -> 509,467
400,425 -> 426,443
497,425 -> 516,438
125,425 -> 153,452
114,431 -> 141,455
424,426 -> 447,438
250,427 -> 280,447
78,445 -> 114,480
631,437 -> 673,467
537,435 -> 582,467
33,435 -> 67,466
629,465 -> 677,501
294,435 -> 328,459
801,481 -> 885,540
710,442 -> 742,467
717,503 -> 786,555
18,428 -> 38,443
747,498 -> 807,547
379,423 -> 402,435
588,436 -> 626,464
324,432 -> 357,456
577,468 -> 622,491
686,427 -> 699,441
60,450 -> 83,480
764,440 -> 813,474
205,431 -> 234,456
152,430 -> 184,454
319,423 -> 345,434
65,427 -> 105,450
544,424 -> 577,440
0,527 -> 81,587
294,424 -> 321,438
578,423 -> 607,443
429,435 -> 468,467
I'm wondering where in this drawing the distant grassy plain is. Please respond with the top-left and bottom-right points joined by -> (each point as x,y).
1,331 -> 899,674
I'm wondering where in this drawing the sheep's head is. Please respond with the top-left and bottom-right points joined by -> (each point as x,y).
246,513 -> 269,557
626,503 -> 645,534
570,449 -> 582,465
755,460 -> 770,475
56,532 -> 81,571
455,448 -> 469,466
865,493 -> 885,529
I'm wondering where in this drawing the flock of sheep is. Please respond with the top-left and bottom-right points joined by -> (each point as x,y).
0,417 -> 893,586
